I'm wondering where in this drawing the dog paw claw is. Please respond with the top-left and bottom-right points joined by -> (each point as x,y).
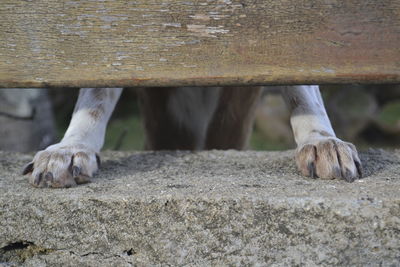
296,138 -> 362,182
23,144 -> 99,188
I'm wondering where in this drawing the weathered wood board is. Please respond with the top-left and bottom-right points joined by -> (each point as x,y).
0,0 -> 399,88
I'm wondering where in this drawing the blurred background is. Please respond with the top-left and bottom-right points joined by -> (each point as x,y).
0,85 -> 399,152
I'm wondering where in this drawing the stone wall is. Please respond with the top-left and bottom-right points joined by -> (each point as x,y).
1,149 -> 399,266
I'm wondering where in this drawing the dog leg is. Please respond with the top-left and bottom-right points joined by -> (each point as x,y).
23,88 -> 122,188
281,85 -> 362,182
138,87 -> 221,150
205,86 -> 262,149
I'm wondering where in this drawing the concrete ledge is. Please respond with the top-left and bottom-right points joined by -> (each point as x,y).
1,149 -> 399,266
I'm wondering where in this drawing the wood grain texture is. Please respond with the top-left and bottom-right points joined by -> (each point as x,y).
1,0 -> 399,88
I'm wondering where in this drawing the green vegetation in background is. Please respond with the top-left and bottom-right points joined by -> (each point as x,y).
103,116 -> 292,151
103,116 -> 145,150
378,100 -> 400,126
250,127 -> 293,151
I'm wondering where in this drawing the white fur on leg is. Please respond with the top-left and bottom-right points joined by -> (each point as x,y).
281,85 -> 336,145
61,88 -> 123,152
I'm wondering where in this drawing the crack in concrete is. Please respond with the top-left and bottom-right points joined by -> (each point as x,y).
1,242 -> 135,265
0,240 -> 54,263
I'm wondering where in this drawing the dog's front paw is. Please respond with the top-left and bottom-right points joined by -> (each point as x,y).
295,138 -> 362,182
23,144 -> 100,188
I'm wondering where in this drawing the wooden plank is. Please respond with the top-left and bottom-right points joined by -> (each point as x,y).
0,0 -> 399,88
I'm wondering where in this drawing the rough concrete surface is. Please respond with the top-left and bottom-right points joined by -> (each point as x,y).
0,149 -> 399,266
